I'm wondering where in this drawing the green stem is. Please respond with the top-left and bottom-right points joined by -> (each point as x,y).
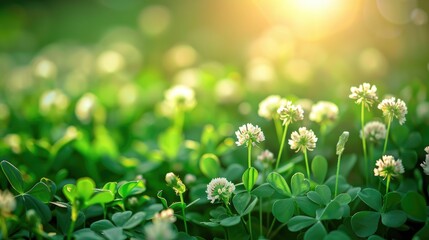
248,141 -> 253,169
275,123 -> 289,170
273,118 -> 283,143
267,218 -> 276,237
383,118 -> 392,155
179,193 -> 188,234
259,198 -> 263,237
248,213 -> 253,240
67,219 -> 76,240
175,108 -> 184,135
303,149 -> 311,181
269,223 -> 287,239
361,103 -> 368,186
225,203 -> 233,215
335,154 -> 342,197
385,175 -> 391,194
1,217 -> 7,239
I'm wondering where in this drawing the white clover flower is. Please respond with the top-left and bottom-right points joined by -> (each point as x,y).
257,149 -> 275,166
349,83 -> 378,108
277,102 -> 304,125
377,97 -> 408,125
164,85 -> 196,111
361,121 -> 386,142
206,177 -> 235,204
144,221 -> 176,240
309,101 -> 339,124
289,127 -> 318,152
374,155 -> 404,179
0,189 -> 16,216
258,95 -> 287,120
153,209 -> 176,223
235,123 -> 265,147
39,89 -> 70,117
420,146 -> 429,175
75,93 -> 97,124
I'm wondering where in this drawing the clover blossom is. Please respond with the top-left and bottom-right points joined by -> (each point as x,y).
0,189 -> 15,217
164,85 -> 196,111
288,127 -> 318,153
309,101 -> 339,124
206,177 -> 235,204
235,123 -> 265,147
277,101 -> 304,126
153,209 -> 176,223
349,82 -> 378,108
258,95 -> 287,120
420,146 -> 429,175
377,97 -> 408,125
165,172 -> 186,195
374,155 -> 404,179
361,121 -> 386,142
257,149 -> 275,166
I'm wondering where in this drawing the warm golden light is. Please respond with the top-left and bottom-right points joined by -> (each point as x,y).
291,0 -> 335,13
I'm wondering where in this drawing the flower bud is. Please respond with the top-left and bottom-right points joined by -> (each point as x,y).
336,131 -> 349,155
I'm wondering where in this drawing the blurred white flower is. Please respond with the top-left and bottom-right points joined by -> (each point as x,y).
378,97 -> 408,125
163,85 -> 196,113
39,89 -> 69,117
349,83 -> 378,108
289,127 -> 317,152
75,93 -> 97,124
0,189 -> 16,216
96,50 -> 125,74
257,149 -> 275,167
258,95 -> 287,120
4,134 -> 21,154
153,209 -> 176,223
206,177 -> 235,204
235,123 -> 265,147
360,121 -> 386,142
309,101 -> 338,124
33,58 -> 57,80
420,146 -> 429,175
144,221 -> 176,240
374,155 -> 404,179
277,101 -> 304,125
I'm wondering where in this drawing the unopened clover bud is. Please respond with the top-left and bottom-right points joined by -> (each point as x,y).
165,172 -> 186,195
26,209 -> 41,230
336,131 -> 349,155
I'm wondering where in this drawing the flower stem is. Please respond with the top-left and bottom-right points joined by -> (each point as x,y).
1,217 -> 7,239
335,153 -> 342,197
179,193 -> 188,234
383,118 -> 392,155
273,118 -> 283,143
248,213 -> 253,240
67,219 -> 76,240
175,108 -> 184,135
385,175 -> 391,194
259,198 -> 263,237
275,123 -> 289,170
303,149 -> 311,181
361,103 -> 369,186
248,141 -> 253,169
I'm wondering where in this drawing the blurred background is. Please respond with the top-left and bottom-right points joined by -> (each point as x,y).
0,0 -> 428,186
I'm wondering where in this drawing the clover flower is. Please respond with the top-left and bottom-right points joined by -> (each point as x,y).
420,146 -> 429,175
374,155 -> 404,179
144,221 -> 176,240
75,93 -> 97,124
153,209 -> 176,223
0,189 -> 16,217
235,123 -> 265,147
309,101 -> 339,124
165,172 -> 186,195
258,95 -> 287,120
277,101 -> 304,125
361,121 -> 386,142
289,127 -> 318,152
206,177 -> 235,204
39,89 -> 70,117
349,82 -> 378,108
164,85 -> 196,111
377,97 -> 408,125
257,149 -> 275,167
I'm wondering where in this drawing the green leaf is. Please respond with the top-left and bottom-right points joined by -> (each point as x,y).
288,215 -> 317,232
158,127 -> 183,160
16,195 -> 52,224
27,182 -> 51,203
76,177 -> 95,201
242,196 -> 258,216
340,154 -> 357,177
220,215 -> 241,227
267,172 -> 291,197
63,184 -> 77,202
242,167 -> 258,192
381,210 -> 407,228
351,211 -> 380,238
311,155 -> 328,184
400,150 -> 418,170
123,212 -> 146,229
291,172 -> 310,196
103,182 -> 117,195
40,177 -> 57,196
273,198 -> 295,223
315,185 -> 332,205
414,220 -> 429,239
324,230 -> 350,240
358,188 -> 382,211
319,201 -> 342,220
382,191 -> 401,212
346,187 -> 361,201
73,229 -> 104,240
1,160 -> 25,194
157,190 -> 169,209
251,183 -> 275,198
401,191 -> 426,222
118,180 -> 146,198
112,211 -> 133,227
333,193 -> 351,206
199,153 -> 220,178
307,191 -> 324,205
305,222 -> 327,240
102,227 -> 127,240
233,192 -> 251,216
90,220 -> 115,233
223,164 -> 245,182
86,190 -> 114,206
296,196 -> 319,217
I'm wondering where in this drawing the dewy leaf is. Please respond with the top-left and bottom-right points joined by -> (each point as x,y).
351,211 -> 380,238
304,222 -> 327,240
233,192 -> 251,216
27,181 -> 52,203
1,160 -> 25,194
311,155 -> 328,184
381,210 -> 407,228
76,177 -> 95,201
291,172 -> 310,196
267,172 -> 291,197
287,216 -> 317,232
242,167 -> 258,192
272,198 -> 295,223
401,191 -> 427,222
358,188 -> 382,212
199,153 -> 220,179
